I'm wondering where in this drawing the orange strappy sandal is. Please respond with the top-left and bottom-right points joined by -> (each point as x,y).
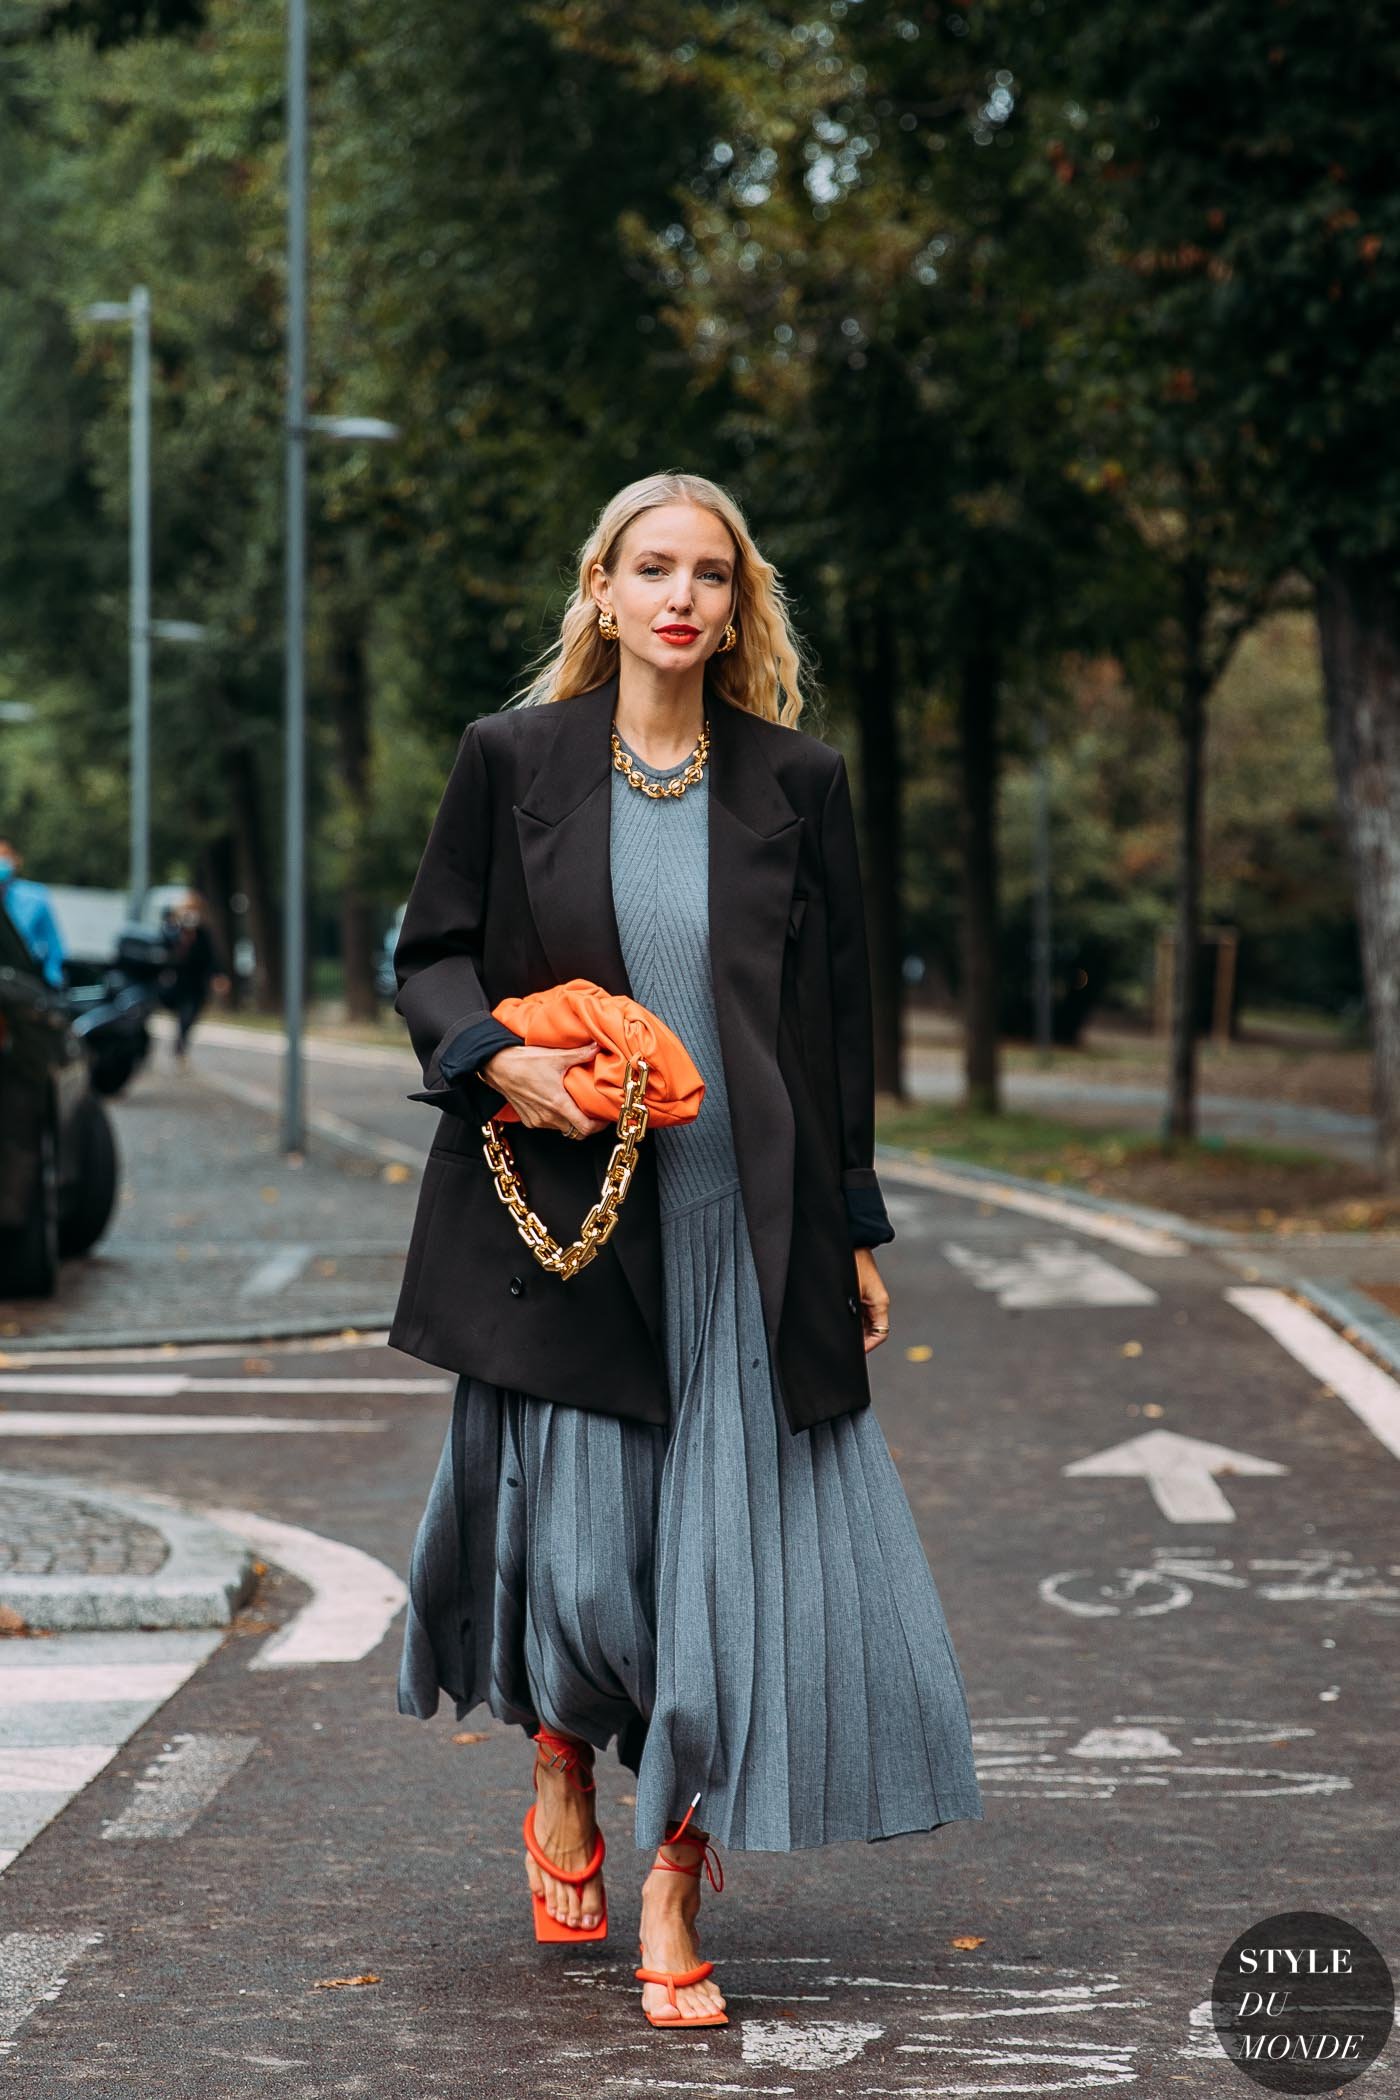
522,1725 -> 608,1943
634,1792 -> 728,2028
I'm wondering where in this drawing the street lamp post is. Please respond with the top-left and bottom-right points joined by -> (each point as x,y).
282,0 -> 399,1156
81,288 -> 151,918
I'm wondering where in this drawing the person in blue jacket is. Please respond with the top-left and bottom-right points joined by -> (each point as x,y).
0,835 -> 67,989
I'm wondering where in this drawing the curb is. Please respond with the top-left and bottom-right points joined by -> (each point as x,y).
0,1469 -> 257,1633
873,1140 -> 1400,1382
1,1311 -> 398,1356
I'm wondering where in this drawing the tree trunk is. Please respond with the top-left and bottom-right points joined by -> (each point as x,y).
1164,555 -> 1209,1144
227,736 -> 283,1012
849,597 -> 905,1101
1316,559 -> 1400,1186
958,637 -> 1001,1115
327,614 -> 378,1024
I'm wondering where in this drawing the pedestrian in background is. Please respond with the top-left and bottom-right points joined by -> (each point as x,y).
0,833 -> 67,989
392,471 -> 982,2032
158,892 -> 230,1061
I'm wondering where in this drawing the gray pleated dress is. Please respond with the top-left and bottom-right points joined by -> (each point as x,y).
397,727 -> 984,1853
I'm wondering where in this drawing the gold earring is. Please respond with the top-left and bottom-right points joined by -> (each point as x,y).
598,606 -> 619,641
717,620 -> 738,653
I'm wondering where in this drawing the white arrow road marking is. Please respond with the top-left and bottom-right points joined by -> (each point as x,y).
879,1156 -> 1189,1255
0,1375 -> 448,1395
942,1239 -> 1159,1308
1227,1285 -> 1400,1461
199,1507 -> 406,1666
101,1732 -> 258,1839
741,2021 -> 884,2070
0,1414 -> 385,1436
0,1933 -> 104,2056
1063,1429 -> 1287,1523
0,1631 -> 221,1875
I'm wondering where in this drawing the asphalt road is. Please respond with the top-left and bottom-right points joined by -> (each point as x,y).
1,1155 -> 1397,2095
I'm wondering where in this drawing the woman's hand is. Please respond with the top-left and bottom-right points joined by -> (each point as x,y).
479,1042 -> 613,1140
855,1246 -> 891,1353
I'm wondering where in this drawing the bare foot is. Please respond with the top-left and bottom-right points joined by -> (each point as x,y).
524,1740 -> 606,1929
637,1831 -> 727,2023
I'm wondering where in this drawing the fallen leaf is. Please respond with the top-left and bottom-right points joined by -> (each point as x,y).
1122,1340 -> 1143,1357
906,1344 -> 933,1363
243,1357 -> 274,1375
311,1973 -> 380,1990
950,1935 -> 986,1950
382,1161 -> 412,1184
452,1731 -> 492,1744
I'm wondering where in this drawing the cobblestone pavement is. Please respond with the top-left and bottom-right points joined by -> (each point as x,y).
0,1485 -> 167,1578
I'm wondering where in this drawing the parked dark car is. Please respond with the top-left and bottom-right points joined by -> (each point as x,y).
0,893 -> 118,1297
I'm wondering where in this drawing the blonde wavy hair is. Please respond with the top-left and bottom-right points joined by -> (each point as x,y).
506,471 -> 818,727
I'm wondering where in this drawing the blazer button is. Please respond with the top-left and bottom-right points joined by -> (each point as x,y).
847,1292 -> 860,1315
509,1275 -> 525,1297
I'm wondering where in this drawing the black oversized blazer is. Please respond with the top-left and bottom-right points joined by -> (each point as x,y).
387,666 -> 896,1436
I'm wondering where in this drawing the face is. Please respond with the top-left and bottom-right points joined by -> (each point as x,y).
593,504 -> 737,671
0,842 -> 17,880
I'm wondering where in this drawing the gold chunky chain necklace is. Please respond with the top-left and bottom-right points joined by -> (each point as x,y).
610,714 -> 710,799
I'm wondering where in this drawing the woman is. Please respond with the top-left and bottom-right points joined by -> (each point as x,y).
392,471 -> 982,2030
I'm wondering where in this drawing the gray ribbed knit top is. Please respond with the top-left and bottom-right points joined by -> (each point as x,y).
609,723 -> 740,1221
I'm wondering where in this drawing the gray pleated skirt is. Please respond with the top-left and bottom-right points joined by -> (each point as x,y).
396,1166 -> 984,1853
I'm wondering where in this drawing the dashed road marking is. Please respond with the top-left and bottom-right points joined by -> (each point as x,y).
941,1240 -> 1159,1308
1227,1285 -> 1400,1461
199,1506 -> 407,1666
0,1932 -> 103,2056
0,1631 -> 220,1876
101,1731 -> 258,1839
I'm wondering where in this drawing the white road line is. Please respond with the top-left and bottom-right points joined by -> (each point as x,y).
0,1933 -> 104,2056
1227,1285 -> 1400,1460
0,1413 -> 385,1436
101,1731 -> 257,1839
190,1063 -> 423,1170
238,1246 -> 312,1299
0,1375 -> 447,1395
877,1156 -> 1188,1255
0,1631 -> 222,1876
941,1239 -> 1159,1308
199,1506 -> 406,1666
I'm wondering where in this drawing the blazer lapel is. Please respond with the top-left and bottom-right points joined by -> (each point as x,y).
513,674 -> 634,995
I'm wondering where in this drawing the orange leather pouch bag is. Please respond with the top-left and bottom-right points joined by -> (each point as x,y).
480,978 -> 705,1280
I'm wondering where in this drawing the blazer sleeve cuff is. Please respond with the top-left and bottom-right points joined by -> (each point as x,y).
406,1015 -> 524,1122
437,1015 -> 525,1088
843,1169 -> 895,1249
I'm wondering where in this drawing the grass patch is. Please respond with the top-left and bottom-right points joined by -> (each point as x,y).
874,1101 -> 1400,1234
